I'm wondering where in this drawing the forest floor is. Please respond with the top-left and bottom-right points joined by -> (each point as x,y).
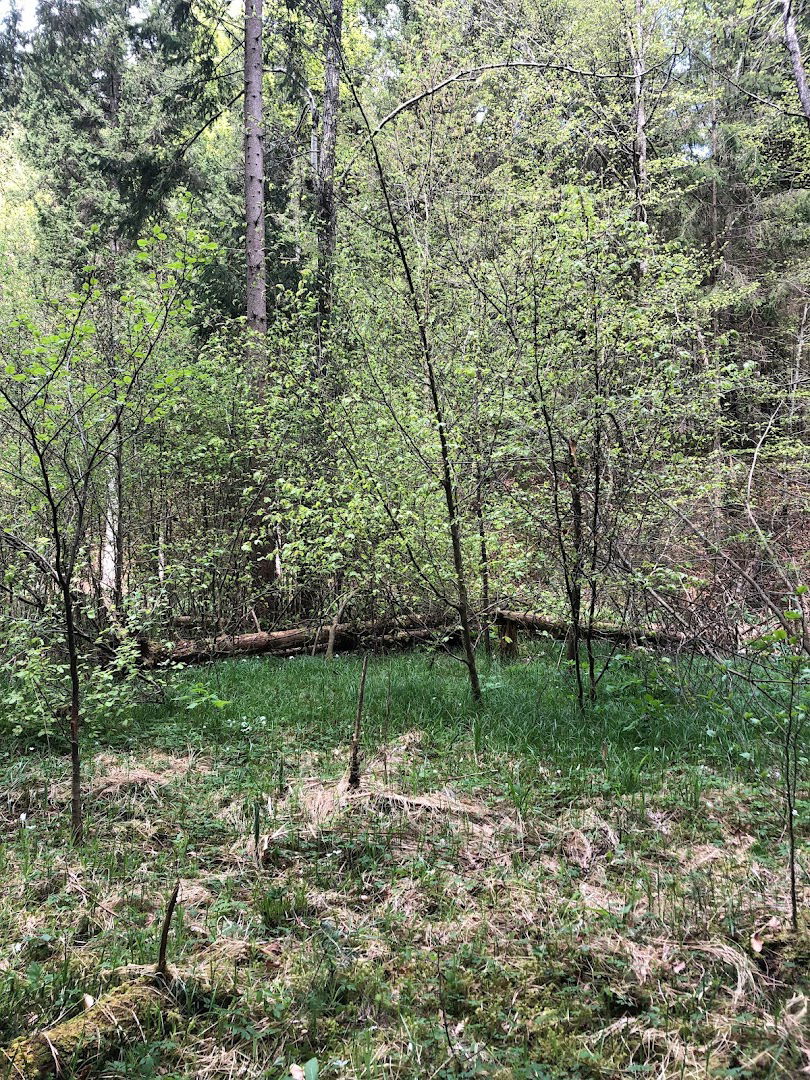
1,651 -> 809,1078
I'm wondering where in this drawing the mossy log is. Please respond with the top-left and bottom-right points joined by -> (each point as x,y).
0,976 -> 170,1078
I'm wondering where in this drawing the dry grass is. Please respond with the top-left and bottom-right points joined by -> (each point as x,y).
1,726 -> 809,1079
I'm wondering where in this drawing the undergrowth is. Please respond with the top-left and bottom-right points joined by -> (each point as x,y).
0,647 -> 807,1077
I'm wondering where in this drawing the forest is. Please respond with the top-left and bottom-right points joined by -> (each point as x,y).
1,0 -> 810,1075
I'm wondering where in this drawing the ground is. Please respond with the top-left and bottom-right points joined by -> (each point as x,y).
0,650 -> 808,1078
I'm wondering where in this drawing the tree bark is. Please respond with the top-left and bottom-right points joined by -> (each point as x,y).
784,0 -> 810,129
60,571 -> 83,845
45,475 -> 84,844
347,654 -> 368,789
564,436 -> 586,707
427,364 -> 482,702
498,615 -> 520,661
244,0 -> 267,352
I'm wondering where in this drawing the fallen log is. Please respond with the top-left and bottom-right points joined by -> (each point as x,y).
144,617 -> 451,666
143,608 -> 692,668
0,975 -> 170,1078
0,951 -> 243,1080
494,609 -> 689,658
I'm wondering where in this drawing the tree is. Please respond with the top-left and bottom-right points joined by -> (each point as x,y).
0,232 -> 200,841
17,0 -> 227,271
0,2 -> 23,128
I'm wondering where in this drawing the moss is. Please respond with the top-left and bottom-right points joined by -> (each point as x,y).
757,919 -> 810,983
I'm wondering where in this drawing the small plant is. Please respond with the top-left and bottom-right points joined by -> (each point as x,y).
174,681 -> 232,711
257,881 -> 310,929
504,762 -> 536,817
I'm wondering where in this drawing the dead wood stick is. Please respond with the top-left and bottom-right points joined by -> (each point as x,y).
156,880 -> 180,977
348,655 -> 370,790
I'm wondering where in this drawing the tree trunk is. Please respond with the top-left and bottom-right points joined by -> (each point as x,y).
427,359 -> 482,702
346,83 -> 482,703
498,616 -> 520,661
142,612 -> 696,669
244,0 -> 266,352
316,0 -> 343,367
784,0 -> 810,129
326,591 -> 353,659
99,431 -> 123,610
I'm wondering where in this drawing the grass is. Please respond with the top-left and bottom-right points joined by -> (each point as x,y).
0,646 -> 808,1078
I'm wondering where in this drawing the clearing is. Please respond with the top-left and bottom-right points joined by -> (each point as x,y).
1,651 -> 808,1078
